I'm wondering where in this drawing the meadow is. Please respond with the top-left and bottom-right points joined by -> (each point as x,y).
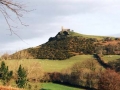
70,31 -> 112,40
2,55 -> 119,73
41,83 -> 84,90
1,55 -> 94,72
102,55 -> 120,63
0,54 -> 120,90
0,55 -> 94,90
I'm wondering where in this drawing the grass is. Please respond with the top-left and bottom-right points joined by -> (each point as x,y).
0,81 -> 84,90
0,55 -> 94,90
0,55 -> 120,90
0,55 -> 94,72
41,83 -> 84,90
101,55 -> 120,63
39,55 -> 94,72
1,80 -> 84,90
0,86 -> 20,90
0,80 -> 84,90
19,82 -> 84,90
1,55 -> 120,73
70,32 -> 109,40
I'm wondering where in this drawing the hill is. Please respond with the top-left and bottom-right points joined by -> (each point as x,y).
10,30 -> 120,60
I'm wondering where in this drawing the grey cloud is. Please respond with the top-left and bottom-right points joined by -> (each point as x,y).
0,23 -> 58,44
27,0 -> 120,26
0,0 -> 118,39
1,0 -> 120,52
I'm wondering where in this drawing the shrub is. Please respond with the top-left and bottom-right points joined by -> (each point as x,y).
70,59 -> 101,89
108,59 -> 120,72
98,69 -> 120,90
1,53 -> 10,60
26,62 -> 44,82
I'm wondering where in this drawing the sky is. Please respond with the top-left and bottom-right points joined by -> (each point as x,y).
0,0 -> 120,54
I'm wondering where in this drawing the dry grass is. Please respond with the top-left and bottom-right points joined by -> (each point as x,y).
0,86 -> 20,90
0,60 -> 44,83
0,55 -> 93,73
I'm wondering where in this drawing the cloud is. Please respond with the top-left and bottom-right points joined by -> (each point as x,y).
1,0 -> 120,53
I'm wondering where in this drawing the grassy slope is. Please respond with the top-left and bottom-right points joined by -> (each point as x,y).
102,55 -> 120,63
0,81 -> 83,90
39,55 -> 94,72
1,55 -> 94,72
1,55 -> 120,90
70,32 -> 108,40
21,82 -> 84,90
1,55 -> 120,72
41,83 -> 84,90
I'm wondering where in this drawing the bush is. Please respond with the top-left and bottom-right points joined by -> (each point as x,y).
27,62 -> 44,82
1,53 -> 9,60
98,69 -> 120,90
70,59 -> 101,89
108,59 -> 120,72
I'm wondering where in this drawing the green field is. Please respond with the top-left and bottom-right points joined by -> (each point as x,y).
39,55 -> 94,72
1,55 -> 94,72
1,55 -> 120,72
70,32 -> 110,40
0,55 -> 120,90
102,55 -> 120,63
41,83 -> 84,90
1,54 -> 120,73
22,82 -> 84,90
0,81 -> 84,90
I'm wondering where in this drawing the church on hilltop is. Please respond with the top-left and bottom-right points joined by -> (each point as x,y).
60,26 -> 74,35
61,26 -> 70,32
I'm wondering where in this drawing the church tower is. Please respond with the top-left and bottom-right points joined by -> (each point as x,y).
61,26 -> 64,31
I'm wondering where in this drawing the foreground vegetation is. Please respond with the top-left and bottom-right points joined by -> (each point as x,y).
41,83 -> 83,90
1,55 -> 120,73
0,54 -> 120,90
0,86 -> 19,90
102,55 -> 120,63
0,55 -> 94,90
1,55 -> 94,72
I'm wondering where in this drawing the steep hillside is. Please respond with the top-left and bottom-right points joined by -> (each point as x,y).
10,30 -> 120,60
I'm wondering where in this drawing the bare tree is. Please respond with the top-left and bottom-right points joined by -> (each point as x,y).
0,0 -> 29,35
